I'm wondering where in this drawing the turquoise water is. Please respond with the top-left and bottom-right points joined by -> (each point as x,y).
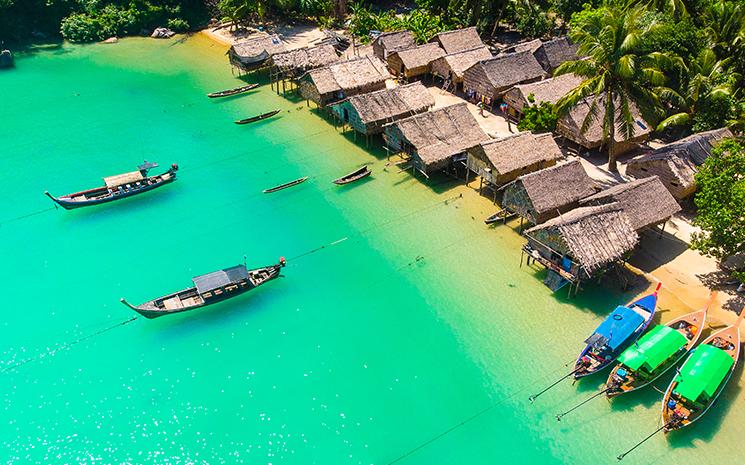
1,35 -> 743,465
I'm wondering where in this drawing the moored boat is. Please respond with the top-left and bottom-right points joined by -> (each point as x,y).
263,176 -> 308,193
235,109 -> 281,125
0,49 -> 13,68
121,258 -> 286,318
45,162 -> 178,210
333,166 -> 371,185
606,297 -> 711,398
208,83 -> 258,98
574,283 -> 660,379
661,310 -> 742,432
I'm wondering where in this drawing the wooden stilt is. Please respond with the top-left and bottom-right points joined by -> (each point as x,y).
659,221 -> 666,239
519,217 -> 524,233
479,177 -> 483,194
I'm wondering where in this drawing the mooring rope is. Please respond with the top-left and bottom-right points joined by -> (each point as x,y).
0,206 -> 56,228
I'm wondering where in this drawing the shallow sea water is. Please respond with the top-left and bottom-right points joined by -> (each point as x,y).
0,35 -> 742,465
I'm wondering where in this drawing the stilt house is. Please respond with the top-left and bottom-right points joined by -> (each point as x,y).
502,73 -> 582,118
386,43 -> 445,79
372,31 -> 416,60
229,34 -> 286,70
463,51 -> 545,102
299,56 -> 391,107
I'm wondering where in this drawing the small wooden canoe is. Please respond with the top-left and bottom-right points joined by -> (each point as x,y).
263,176 -> 308,193
573,283 -> 660,379
333,166 -> 371,185
606,299 -> 710,398
208,83 -> 258,98
661,310 -> 742,432
235,109 -> 281,125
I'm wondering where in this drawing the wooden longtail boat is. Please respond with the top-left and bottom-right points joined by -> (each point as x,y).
263,176 -> 308,193
660,310 -> 742,432
606,295 -> 713,398
120,258 -> 286,318
573,283 -> 661,379
235,109 -> 281,125
44,162 -> 178,210
207,83 -> 258,98
333,166 -> 371,185
484,211 -> 503,224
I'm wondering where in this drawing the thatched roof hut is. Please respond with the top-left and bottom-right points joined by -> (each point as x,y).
525,203 -> 639,278
372,31 -> 416,60
625,128 -> 733,200
502,73 -> 582,116
467,132 -> 562,187
502,159 -> 597,224
431,27 -> 485,54
463,51 -> 545,101
267,44 -> 339,78
229,34 -> 286,70
331,82 -> 435,136
383,103 -> 490,176
299,56 -> 392,107
386,43 -> 446,78
431,46 -> 493,84
580,176 -> 681,231
509,39 -> 542,54
556,95 -> 651,154
534,37 -> 579,73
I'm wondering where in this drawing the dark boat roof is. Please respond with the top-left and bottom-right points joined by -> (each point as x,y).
193,265 -> 248,294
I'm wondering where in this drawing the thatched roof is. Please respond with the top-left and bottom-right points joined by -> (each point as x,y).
516,159 -> 597,215
475,132 -> 561,175
346,82 -> 435,124
472,51 -> 545,91
558,95 -> 651,147
433,46 -> 492,80
231,34 -> 286,59
306,56 -> 391,95
390,42 -> 445,70
580,176 -> 681,230
432,27 -> 485,54
391,103 -> 489,168
635,128 -> 733,166
511,39 -> 542,54
535,37 -> 579,71
269,44 -> 339,75
374,31 -> 416,53
526,204 -> 639,273
503,73 -> 582,113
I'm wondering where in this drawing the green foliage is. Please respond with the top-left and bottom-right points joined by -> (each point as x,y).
508,0 -> 554,38
61,4 -> 139,42
349,3 -> 459,43
167,17 -> 189,32
691,139 -> 745,278
517,99 -> 559,132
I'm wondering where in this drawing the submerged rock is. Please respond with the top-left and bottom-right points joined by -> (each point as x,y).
0,49 -> 13,69
151,28 -> 175,39
103,37 -> 119,44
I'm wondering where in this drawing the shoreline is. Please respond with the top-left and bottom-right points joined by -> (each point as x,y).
196,25 -> 740,327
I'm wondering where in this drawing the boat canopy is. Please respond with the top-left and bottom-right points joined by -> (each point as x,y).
137,161 -> 159,171
586,306 -> 644,351
673,344 -> 734,401
103,171 -> 144,188
617,325 -> 687,372
193,265 -> 248,294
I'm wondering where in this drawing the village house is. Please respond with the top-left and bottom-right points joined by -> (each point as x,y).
298,56 -> 391,107
625,128 -> 733,200
431,46 -> 493,88
502,73 -> 582,118
533,37 -> 579,73
430,27 -> 485,54
383,103 -> 490,177
229,34 -> 286,70
386,42 -> 445,79
501,159 -> 597,225
267,43 -> 339,80
463,51 -> 545,104
372,31 -> 416,60
330,82 -> 435,136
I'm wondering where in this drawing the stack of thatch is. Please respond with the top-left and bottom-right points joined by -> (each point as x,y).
580,176 -> 682,230
387,42 -> 446,78
467,132 -> 562,186
299,56 -> 392,106
431,46 -> 493,84
625,128 -> 733,199
502,159 -> 597,224
502,73 -> 582,115
372,31 -> 416,60
229,34 -> 286,70
268,44 -> 339,78
526,203 -> 639,274
384,103 -> 489,174
431,27 -> 485,54
463,50 -> 545,100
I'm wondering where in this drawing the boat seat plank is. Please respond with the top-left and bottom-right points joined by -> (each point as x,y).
163,296 -> 183,310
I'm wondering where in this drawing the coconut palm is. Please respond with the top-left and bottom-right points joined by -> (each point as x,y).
555,5 -> 671,172
656,49 -> 736,132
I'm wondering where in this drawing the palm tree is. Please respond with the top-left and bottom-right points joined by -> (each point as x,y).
656,49 -> 735,132
555,5 -> 670,172
703,0 -> 745,60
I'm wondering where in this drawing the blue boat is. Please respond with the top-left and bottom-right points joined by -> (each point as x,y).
574,283 -> 661,379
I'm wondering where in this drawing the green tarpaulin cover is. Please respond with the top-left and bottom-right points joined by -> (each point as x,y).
674,344 -> 734,401
618,325 -> 687,372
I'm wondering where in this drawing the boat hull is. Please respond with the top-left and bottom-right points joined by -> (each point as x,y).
208,83 -> 258,98
333,167 -> 371,185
